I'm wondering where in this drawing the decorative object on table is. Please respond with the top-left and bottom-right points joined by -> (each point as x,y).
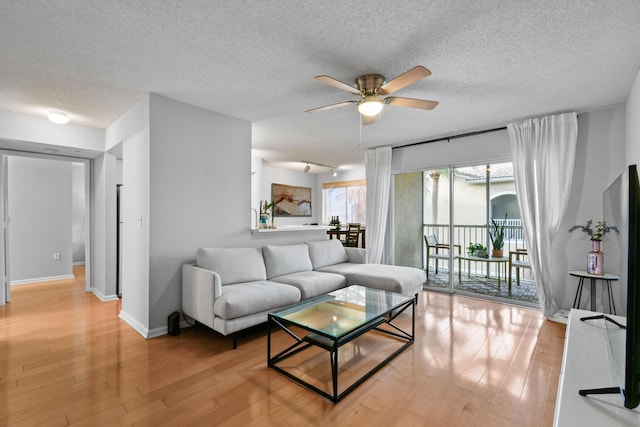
488,213 -> 507,257
272,183 -> 312,217
259,200 -> 274,229
329,215 -> 341,230
569,220 -> 619,275
467,242 -> 487,257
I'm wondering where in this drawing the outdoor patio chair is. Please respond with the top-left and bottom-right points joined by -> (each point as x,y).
424,234 -> 461,278
508,249 -> 531,290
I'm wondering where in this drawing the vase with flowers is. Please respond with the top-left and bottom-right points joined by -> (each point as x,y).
569,220 -> 619,274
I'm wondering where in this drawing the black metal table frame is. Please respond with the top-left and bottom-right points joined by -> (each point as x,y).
571,275 -> 617,314
267,297 -> 415,403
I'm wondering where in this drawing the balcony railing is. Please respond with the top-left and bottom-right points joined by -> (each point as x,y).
423,222 -> 533,281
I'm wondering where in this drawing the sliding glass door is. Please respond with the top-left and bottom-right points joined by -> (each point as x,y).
393,162 -> 538,306
422,168 -> 454,291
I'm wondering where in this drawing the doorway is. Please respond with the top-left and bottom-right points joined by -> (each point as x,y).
0,152 -> 90,304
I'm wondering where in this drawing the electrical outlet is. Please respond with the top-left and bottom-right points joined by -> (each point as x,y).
53,252 -> 61,261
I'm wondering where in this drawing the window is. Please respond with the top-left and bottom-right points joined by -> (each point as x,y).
323,179 -> 366,225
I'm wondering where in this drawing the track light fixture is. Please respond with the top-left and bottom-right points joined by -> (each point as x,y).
300,160 -> 338,175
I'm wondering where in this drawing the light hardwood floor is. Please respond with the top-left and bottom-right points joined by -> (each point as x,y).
0,266 -> 566,426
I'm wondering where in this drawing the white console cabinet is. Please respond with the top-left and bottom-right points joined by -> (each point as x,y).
554,309 -> 640,426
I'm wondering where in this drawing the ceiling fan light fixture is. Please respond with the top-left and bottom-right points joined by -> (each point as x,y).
357,95 -> 383,116
48,111 -> 70,124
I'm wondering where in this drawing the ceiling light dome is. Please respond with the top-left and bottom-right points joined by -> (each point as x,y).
357,95 -> 383,117
48,111 -> 70,124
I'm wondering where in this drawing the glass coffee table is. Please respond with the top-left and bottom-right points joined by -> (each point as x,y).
267,285 -> 415,403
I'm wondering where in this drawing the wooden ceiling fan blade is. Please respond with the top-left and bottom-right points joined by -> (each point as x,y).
385,96 -> 438,110
314,75 -> 362,95
379,66 -> 431,95
305,100 -> 356,113
361,113 -> 377,126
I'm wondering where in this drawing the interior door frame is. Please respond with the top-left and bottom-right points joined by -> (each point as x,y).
1,154 -> 8,304
0,151 -> 91,304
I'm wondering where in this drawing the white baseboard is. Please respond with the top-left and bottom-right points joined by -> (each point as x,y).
10,274 -> 75,286
119,310 -> 150,339
90,287 -> 119,302
118,310 -> 184,339
147,325 -> 168,339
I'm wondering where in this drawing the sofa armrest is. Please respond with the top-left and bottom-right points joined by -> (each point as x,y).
182,264 -> 222,329
345,247 -> 367,264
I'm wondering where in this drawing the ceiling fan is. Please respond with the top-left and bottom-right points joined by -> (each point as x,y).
305,65 -> 438,125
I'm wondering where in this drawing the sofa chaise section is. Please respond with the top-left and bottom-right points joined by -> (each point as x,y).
306,240 -> 426,297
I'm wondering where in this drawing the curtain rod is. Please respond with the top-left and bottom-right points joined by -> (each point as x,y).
392,126 -> 507,150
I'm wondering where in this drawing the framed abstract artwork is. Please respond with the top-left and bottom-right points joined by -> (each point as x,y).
272,183 -> 312,217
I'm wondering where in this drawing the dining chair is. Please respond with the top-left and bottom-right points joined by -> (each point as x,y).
342,223 -> 361,247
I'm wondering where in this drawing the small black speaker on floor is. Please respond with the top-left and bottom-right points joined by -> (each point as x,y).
168,311 -> 180,336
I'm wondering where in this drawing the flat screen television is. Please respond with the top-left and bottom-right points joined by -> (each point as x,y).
580,164 -> 640,409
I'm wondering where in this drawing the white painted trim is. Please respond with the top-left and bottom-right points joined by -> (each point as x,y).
118,310 -> 149,339
10,274 -> 74,285
89,287 -> 119,302
147,325 -> 167,339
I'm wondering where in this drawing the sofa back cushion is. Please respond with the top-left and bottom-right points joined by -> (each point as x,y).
306,239 -> 349,270
263,244 -> 313,279
196,247 -> 266,285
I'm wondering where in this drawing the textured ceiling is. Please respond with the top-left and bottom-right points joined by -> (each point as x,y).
1,1 -> 640,170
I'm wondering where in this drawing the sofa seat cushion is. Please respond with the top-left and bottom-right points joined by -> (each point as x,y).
263,244 -> 313,279
318,263 -> 426,296
213,281 -> 301,320
270,271 -> 346,299
306,240 -> 349,270
197,247 -> 267,285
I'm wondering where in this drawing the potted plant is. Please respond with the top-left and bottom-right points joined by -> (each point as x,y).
488,214 -> 507,257
467,242 -> 487,257
259,200 -> 273,229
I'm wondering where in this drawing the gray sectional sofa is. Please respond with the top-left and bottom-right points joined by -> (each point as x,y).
181,239 -> 425,344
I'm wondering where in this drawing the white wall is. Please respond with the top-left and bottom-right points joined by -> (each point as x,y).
8,156 -> 73,283
557,105 -> 626,311
257,164 -> 321,227
105,95 -> 151,335
72,163 -> 85,264
319,167 -> 365,184
90,151 -> 119,301
626,68 -> 640,166
252,162 -> 366,228
147,94 -> 253,333
0,110 -> 104,152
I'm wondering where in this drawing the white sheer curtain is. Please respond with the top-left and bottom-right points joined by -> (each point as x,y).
365,146 -> 392,264
507,112 -> 578,318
